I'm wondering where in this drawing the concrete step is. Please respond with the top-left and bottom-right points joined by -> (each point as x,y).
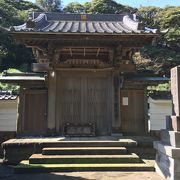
42,147 -> 127,155
41,140 -> 137,148
29,153 -> 140,164
14,160 -> 155,173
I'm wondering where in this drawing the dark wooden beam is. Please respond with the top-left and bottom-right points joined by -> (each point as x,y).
32,63 -> 51,72
119,64 -> 136,72
12,33 -> 157,48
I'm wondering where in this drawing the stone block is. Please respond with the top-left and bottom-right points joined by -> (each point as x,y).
156,151 -> 180,172
161,130 -> 180,148
166,115 -> 173,130
171,116 -> 180,131
155,161 -> 180,180
154,141 -> 180,158
171,66 -> 180,117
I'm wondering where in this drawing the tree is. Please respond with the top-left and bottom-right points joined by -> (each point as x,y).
0,0 -> 40,27
138,6 -> 180,50
134,6 -> 180,76
0,0 -> 19,27
84,0 -> 132,14
36,0 -> 62,12
0,0 -> 39,71
0,31 -> 35,71
138,6 -> 161,28
63,2 -> 85,13
156,6 -> 180,50
63,0 -> 134,14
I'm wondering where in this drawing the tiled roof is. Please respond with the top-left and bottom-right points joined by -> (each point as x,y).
0,91 -> 18,100
11,12 -> 157,34
126,76 -> 170,81
149,91 -> 171,100
124,75 -> 169,86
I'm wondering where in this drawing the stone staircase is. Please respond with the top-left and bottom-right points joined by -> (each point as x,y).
14,141 -> 155,173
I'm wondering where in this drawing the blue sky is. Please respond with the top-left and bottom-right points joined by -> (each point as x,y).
29,0 -> 180,8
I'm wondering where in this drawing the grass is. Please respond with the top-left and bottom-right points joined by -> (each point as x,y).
5,68 -> 23,74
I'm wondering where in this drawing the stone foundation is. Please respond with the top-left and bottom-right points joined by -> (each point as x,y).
2,136 -> 155,165
154,130 -> 180,180
0,131 -> 16,158
154,66 -> 180,180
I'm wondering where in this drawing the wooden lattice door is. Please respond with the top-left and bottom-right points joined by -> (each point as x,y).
86,77 -> 111,135
58,72 -> 112,136
22,89 -> 47,135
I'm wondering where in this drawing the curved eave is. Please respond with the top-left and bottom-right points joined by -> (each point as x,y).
10,31 -> 159,36
10,31 -> 159,48
10,31 -> 159,41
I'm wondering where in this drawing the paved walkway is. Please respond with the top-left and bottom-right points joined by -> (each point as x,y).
0,161 -> 164,180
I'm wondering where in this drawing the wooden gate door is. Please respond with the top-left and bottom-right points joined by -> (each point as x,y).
120,90 -> 146,135
58,72 -> 112,136
86,76 -> 111,135
22,89 -> 47,135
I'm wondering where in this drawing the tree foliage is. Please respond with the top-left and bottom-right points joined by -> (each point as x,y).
85,0 -> 131,14
63,0 -> 133,14
157,6 -> 180,48
0,0 -> 39,27
63,2 -> 85,13
0,0 -> 39,71
138,6 -> 161,28
134,45 -> 180,77
138,6 -> 180,49
0,32 -> 35,71
134,5 -> 180,76
36,0 -> 62,12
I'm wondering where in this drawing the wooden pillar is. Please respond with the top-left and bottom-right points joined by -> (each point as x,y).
16,87 -> 24,134
47,46 -> 60,135
144,88 -> 149,135
112,71 -> 121,133
47,70 -> 57,135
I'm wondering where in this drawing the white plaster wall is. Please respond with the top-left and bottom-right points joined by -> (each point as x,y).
0,99 -> 18,131
148,97 -> 172,130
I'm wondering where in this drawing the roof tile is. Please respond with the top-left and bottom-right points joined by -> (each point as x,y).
11,12 -> 157,34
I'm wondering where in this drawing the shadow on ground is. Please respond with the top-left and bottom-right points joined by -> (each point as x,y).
0,162 -> 86,180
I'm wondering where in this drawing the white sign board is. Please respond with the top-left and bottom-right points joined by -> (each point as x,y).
122,97 -> 128,106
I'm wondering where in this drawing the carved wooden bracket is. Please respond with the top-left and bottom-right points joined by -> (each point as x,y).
31,43 -> 62,65
113,45 -> 136,70
32,48 -> 49,63
52,50 -> 60,64
122,48 -> 132,60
